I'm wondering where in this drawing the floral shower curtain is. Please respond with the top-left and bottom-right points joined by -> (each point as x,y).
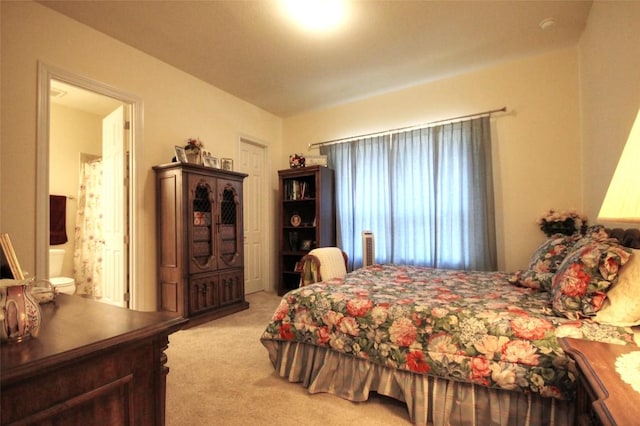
73,158 -> 103,297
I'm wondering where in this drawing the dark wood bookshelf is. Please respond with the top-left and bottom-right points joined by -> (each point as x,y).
277,166 -> 335,295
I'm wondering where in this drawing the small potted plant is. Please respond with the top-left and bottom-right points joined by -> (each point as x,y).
184,138 -> 204,164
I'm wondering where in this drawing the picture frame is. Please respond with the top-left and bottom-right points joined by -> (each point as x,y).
203,155 -> 219,168
221,158 -> 233,171
290,214 -> 302,227
301,239 -> 313,251
0,233 -> 24,280
174,145 -> 188,163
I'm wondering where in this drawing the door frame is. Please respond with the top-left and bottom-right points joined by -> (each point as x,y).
237,136 -> 272,293
36,62 -> 145,309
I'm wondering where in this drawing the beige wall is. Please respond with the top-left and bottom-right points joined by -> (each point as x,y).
0,1 -> 282,309
283,48 -> 583,271
3,1 -> 638,308
579,1 -> 640,223
50,103 -> 103,277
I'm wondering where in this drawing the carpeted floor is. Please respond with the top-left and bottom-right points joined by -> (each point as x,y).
165,291 -> 411,425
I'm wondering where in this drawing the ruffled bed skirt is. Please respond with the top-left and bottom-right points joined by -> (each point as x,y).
262,340 -> 575,426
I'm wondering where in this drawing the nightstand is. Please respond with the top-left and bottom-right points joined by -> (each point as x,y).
559,337 -> 640,425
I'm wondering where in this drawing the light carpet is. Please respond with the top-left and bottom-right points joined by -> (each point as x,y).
165,291 -> 411,425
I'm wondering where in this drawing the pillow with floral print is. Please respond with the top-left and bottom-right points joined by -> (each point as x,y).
509,234 -> 581,292
551,239 -> 632,319
583,224 -> 609,239
569,225 -> 613,251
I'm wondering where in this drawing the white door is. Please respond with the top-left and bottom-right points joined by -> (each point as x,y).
238,139 -> 268,294
101,105 -> 128,307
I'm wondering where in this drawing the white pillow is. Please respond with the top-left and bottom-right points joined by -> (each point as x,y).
595,249 -> 640,326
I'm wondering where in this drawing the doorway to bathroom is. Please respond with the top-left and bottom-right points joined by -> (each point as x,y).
37,63 -> 144,310
49,81 -> 129,307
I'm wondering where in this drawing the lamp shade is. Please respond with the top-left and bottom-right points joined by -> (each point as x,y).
598,108 -> 640,223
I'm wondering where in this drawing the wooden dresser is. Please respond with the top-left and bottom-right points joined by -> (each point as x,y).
153,163 -> 249,327
559,337 -> 640,425
1,295 -> 186,425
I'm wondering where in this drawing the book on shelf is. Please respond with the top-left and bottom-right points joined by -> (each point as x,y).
300,181 -> 307,199
285,180 -> 309,200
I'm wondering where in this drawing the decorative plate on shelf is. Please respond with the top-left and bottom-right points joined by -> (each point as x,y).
290,214 -> 302,227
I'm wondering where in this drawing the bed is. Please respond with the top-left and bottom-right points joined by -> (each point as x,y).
261,227 -> 640,425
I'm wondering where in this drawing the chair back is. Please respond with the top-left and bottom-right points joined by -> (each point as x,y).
299,247 -> 348,287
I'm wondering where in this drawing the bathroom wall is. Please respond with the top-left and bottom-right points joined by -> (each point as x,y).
49,102 -> 102,277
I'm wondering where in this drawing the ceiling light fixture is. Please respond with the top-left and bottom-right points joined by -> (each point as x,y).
282,0 -> 347,32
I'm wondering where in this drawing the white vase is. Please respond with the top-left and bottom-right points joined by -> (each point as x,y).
185,149 -> 202,165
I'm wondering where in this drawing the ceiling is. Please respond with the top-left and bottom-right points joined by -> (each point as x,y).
50,80 -> 124,116
40,0 -> 593,118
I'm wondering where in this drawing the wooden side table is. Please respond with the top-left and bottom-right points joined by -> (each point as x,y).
559,337 -> 640,426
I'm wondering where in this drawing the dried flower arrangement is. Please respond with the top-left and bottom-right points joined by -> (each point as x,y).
185,138 -> 204,152
536,209 -> 588,237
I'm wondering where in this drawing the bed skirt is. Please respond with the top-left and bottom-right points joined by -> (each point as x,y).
262,340 -> 575,426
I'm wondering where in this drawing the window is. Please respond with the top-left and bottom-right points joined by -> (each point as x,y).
321,116 -> 496,271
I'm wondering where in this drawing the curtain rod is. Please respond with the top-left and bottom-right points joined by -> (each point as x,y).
308,106 -> 507,149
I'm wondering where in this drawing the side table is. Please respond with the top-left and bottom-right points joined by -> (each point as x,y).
559,337 -> 640,425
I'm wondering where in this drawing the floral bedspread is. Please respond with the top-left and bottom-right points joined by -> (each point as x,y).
261,264 -> 637,400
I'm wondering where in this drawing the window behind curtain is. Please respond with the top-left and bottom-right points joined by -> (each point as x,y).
321,116 -> 496,271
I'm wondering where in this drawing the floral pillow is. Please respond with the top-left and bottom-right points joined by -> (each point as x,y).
551,239 -> 632,319
582,224 -> 609,238
570,225 -> 611,250
509,234 -> 580,292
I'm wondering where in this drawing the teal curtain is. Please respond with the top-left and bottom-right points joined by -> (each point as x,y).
321,135 -> 392,269
321,116 -> 496,271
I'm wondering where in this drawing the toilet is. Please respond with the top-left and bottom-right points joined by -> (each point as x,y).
48,248 -> 76,295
